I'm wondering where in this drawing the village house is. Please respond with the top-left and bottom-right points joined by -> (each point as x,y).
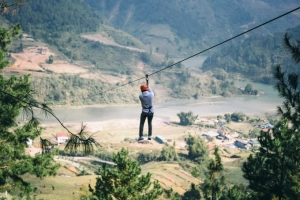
202,130 -> 219,141
234,139 -> 251,150
217,129 -> 229,136
56,133 -> 69,144
248,139 -> 261,148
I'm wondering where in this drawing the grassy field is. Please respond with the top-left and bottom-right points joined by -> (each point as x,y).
22,161 -> 98,200
219,148 -> 250,186
141,162 -> 201,195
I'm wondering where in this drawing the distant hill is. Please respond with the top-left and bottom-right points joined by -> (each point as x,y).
86,0 -> 300,56
202,25 -> 300,84
6,0 -> 101,34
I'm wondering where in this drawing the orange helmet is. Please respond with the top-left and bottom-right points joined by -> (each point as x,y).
140,84 -> 148,91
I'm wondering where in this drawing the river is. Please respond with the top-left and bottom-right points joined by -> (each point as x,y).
40,79 -> 282,124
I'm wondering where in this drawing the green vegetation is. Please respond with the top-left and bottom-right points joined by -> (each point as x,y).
202,25 -> 300,84
6,0 -> 100,34
224,112 -> 247,123
30,74 -> 138,105
48,55 -> 54,64
201,147 -> 225,200
242,33 -> 300,200
186,134 -> 209,163
160,142 -> 179,161
89,148 -> 163,200
0,25 -> 60,196
177,111 -> 198,126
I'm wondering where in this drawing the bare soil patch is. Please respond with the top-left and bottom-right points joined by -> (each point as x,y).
82,34 -> 145,52
43,62 -> 87,74
4,46 -> 88,74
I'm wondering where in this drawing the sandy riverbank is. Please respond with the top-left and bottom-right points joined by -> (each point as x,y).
40,116 -> 200,150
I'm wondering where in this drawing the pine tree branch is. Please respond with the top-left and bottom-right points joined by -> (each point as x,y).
284,33 -> 300,63
0,88 -> 100,155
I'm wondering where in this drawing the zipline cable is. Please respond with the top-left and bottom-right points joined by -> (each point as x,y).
102,6 -> 300,93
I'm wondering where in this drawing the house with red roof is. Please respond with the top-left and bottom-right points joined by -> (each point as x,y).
56,133 -> 68,144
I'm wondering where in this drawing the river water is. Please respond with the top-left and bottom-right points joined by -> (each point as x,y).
41,80 -> 282,124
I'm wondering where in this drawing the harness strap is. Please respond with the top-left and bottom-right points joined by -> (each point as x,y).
143,106 -> 153,114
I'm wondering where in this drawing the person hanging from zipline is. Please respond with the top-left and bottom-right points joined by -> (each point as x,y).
138,74 -> 154,141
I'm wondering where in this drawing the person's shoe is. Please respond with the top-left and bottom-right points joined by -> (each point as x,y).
138,137 -> 144,141
148,137 -> 152,140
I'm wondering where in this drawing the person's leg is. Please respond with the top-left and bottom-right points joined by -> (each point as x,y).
139,112 -> 147,138
147,113 -> 154,139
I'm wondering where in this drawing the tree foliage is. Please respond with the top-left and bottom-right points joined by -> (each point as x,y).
242,33 -> 300,200
0,24 -> 100,196
177,111 -> 198,126
89,148 -> 163,200
243,119 -> 300,199
219,184 -> 251,200
6,0 -> 100,34
230,112 -> 246,122
160,142 -> 179,161
0,25 -> 60,194
186,134 -> 208,162
202,26 -> 300,84
243,83 -> 258,95
201,147 -> 225,200
182,183 -> 201,200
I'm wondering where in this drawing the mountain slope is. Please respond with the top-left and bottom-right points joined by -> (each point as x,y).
86,0 -> 300,56
202,25 -> 300,83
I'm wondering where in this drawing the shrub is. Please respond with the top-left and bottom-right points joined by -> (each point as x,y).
177,111 -> 198,126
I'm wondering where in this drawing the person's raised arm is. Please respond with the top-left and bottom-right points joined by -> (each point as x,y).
146,74 -> 149,87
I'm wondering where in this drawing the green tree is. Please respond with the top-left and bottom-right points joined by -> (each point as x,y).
243,83 -> 253,94
164,187 -> 182,200
177,111 -> 198,126
243,120 -> 299,199
243,83 -> 258,95
160,142 -> 179,161
0,25 -> 60,195
230,112 -> 246,122
48,55 -> 54,64
242,33 -> 300,200
182,183 -> 201,200
186,134 -> 208,163
224,114 -> 231,123
0,24 -> 98,197
201,147 -> 225,200
89,148 -> 163,200
219,184 -> 251,200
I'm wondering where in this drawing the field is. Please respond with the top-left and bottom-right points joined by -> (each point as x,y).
142,162 -> 201,195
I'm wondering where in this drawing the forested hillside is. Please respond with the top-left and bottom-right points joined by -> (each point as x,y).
86,0 -> 300,56
6,0 -> 101,34
202,25 -> 300,84
4,0 -> 153,73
